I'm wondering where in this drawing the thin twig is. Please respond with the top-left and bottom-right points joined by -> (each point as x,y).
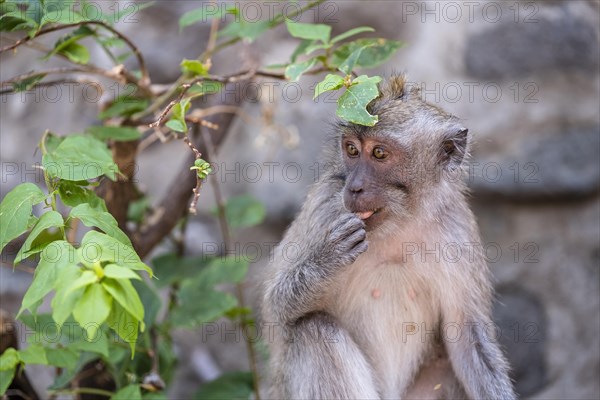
135,0 -> 325,121
200,126 -> 262,400
0,79 -> 95,96
1,20 -> 149,87
1,66 -> 114,85
48,387 -> 114,398
148,69 -> 256,128
184,124 -> 205,215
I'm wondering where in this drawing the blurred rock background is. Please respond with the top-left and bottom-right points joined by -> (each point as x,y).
1,1 -> 599,399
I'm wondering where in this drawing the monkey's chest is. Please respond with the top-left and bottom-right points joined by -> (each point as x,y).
330,261 -> 440,396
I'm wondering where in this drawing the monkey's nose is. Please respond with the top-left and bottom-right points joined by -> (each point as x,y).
349,186 -> 363,194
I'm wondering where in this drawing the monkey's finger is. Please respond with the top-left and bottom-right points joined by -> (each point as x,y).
345,228 -> 367,249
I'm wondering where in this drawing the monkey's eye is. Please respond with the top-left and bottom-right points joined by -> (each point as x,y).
346,143 -> 359,157
372,147 -> 387,160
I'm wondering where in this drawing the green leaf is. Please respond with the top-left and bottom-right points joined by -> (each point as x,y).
187,81 -> 223,97
0,348 -> 19,395
285,20 -> 331,43
98,97 -> 149,120
219,19 -> 271,41
86,126 -> 141,142
179,6 -> 231,30
221,195 -> 266,229
285,58 -> 317,82
112,384 -> 142,400
42,135 -> 118,181
45,347 -> 79,368
51,264 -> 84,327
132,279 -> 162,327
102,278 -> 144,325
127,197 -> 148,223
336,75 -> 382,126
331,26 -> 375,44
170,257 -> 248,327
59,42 -> 89,64
106,302 -> 139,355
290,39 -> 315,62
314,74 -> 345,99
0,368 -> 15,396
165,119 -> 186,133
338,46 -> 368,75
166,98 -> 191,132
14,211 -> 64,264
150,253 -> 210,288
0,183 -> 46,254
11,73 -> 46,92
18,343 -> 48,365
201,257 -> 249,287
66,269 -> 98,295
57,181 -> 107,211
103,264 -> 141,281
331,38 -> 403,70
70,203 -> 132,246
79,231 -> 152,275
69,330 -> 109,358
0,348 -> 20,371
40,7 -> 85,26
171,289 -> 238,328
181,59 -> 209,77
73,283 -> 112,340
44,27 -> 93,63
194,371 -> 253,400
18,241 -> 77,318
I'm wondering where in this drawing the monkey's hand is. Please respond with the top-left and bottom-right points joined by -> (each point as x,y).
313,213 -> 368,270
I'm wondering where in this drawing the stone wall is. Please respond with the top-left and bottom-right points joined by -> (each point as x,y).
1,1 -> 598,398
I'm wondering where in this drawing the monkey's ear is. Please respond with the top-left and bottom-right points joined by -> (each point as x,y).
440,128 -> 468,169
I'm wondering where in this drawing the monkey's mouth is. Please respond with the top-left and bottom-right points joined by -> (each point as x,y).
356,208 -> 381,220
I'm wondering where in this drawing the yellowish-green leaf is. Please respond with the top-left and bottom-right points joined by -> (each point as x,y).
73,283 -> 113,340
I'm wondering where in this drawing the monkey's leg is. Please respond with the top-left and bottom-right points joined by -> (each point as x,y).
444,313 -> 516,400
281,312 -> 380,400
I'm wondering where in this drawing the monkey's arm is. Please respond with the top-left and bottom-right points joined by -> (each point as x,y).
263,176 -> 367,326
442,265 -> 516,400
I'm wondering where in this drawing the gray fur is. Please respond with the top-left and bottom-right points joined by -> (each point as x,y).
262,75 -> 516,400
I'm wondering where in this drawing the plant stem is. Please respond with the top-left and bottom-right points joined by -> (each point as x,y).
200,126 -> 261,400
48,387 -> 114,397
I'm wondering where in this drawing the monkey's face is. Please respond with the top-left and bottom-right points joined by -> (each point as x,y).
341,135 -> 410,231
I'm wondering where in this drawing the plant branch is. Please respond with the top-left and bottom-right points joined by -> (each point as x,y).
132,80 -> 244,259
200,125 -> 261,400
1,20 -> 149,87
48,387 -> 114,397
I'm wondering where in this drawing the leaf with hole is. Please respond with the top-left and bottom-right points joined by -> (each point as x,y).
336,75 -> 382,126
